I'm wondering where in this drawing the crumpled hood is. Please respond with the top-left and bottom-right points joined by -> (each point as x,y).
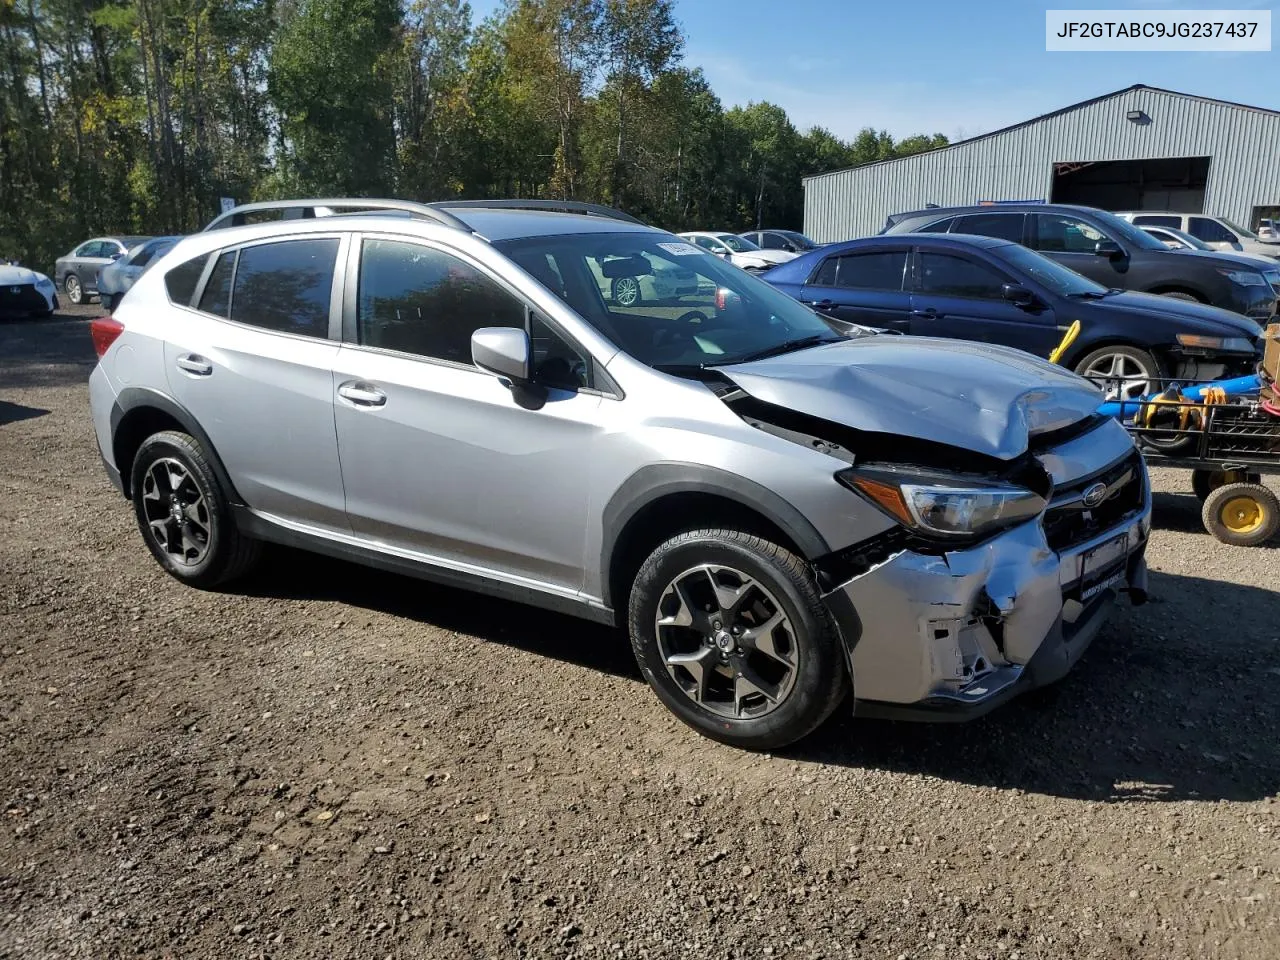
719,336 -> 1103,459
1094,290 -> 1262,336
0,264 -> 45,285
735,249 -> 796,266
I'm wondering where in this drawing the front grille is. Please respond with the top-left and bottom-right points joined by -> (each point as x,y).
0,283 -> 48,315
1041,452 -> 1145,552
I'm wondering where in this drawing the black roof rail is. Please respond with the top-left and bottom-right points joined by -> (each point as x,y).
202,198 -> 474,233
430,199 -> 645,225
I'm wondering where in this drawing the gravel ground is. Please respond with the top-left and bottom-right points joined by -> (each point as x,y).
1,306 -> 1278,959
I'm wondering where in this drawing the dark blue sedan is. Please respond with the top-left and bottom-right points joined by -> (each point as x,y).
762,234 -> 1261,398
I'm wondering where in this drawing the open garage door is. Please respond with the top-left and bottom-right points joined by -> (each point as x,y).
1050,156 -> 1209,212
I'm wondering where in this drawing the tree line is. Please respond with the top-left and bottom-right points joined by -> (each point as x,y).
0,0 -> 948,270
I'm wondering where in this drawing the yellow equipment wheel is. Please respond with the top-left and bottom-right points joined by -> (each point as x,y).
1202,482 -> 1280,547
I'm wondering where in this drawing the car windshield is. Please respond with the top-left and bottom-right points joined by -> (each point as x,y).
779,230 -> 819,250
1219,217 -> 1259,240
1162,228 -> 1211,250
715,234 -> 759,252
1089,210 -> 1166,250
997,243 -> 1109,297
494,231 -> 857,373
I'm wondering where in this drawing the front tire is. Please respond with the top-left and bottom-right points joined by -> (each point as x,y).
1073,344 -> 1161,402
627,529 -> 849,749
1158,291 -> 1202,303
1202,482 -> 1280,547
130,430 -> 261,588
64,274 -> 83,305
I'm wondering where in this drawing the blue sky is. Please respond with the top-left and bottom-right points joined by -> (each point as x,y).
470,0 -> 1278,140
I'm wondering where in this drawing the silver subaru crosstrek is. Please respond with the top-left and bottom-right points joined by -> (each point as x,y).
88,199 -> 1151,749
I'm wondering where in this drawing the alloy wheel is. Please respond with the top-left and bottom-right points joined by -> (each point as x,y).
1081,351 -> 1154,401
65,275 -> 82,305
140,457 -> 212,566
654,564 -> 798,719
614,276 -> 640,307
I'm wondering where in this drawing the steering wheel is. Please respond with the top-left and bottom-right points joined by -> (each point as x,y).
651,310 -> 710,353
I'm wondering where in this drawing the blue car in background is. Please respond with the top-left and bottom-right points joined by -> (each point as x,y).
762,233 -> 1261,400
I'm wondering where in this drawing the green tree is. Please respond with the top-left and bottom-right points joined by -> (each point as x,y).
598,0 -> 679,204
269,0 -> 399,194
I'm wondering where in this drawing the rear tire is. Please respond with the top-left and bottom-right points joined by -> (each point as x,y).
627,529 -> 849,749
1192,468 -> 1223,501
129,430 -> 261,588
1202,482 -> 1280,547
1158,291 -> 1202,303
64,274 -> 82,305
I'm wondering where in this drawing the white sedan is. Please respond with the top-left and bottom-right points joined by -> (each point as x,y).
0,261 -> 58,319
677,232 -> 799,272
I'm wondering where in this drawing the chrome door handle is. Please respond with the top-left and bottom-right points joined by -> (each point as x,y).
175,354 -> 213,376
337,381 -> 387,407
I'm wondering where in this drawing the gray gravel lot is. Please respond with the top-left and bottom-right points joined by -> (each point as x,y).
1,306 -> 1278,959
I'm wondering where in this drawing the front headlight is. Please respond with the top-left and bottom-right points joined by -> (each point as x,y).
1217,268 -> 1267,286
35,274 -> 54,289
1176,333 -> 1256,352
837,466 -> 1046,540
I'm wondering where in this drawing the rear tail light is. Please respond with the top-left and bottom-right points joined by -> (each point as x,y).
90,316 -> 125,358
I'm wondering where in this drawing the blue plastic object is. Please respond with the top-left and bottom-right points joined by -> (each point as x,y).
1097,374 -> 1260,420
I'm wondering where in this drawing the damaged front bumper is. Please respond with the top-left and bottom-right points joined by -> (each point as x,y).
820,473 -> 1152,722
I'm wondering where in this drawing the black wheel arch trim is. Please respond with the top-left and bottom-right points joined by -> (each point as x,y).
599,463 -> 831,609
110,387 -> 245,505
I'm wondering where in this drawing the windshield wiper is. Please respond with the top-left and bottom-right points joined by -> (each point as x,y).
714,334 -> 843,365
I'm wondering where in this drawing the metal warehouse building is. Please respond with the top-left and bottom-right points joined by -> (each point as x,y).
803,85 -> 1280,242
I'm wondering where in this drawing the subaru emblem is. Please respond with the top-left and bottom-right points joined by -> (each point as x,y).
1081,482 -> 1108,508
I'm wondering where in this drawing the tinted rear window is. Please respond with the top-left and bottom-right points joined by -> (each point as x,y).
229,239 -> 339,338
164,254 -> 209,306
833,251 -> 907,290
199,251 -> 236,318
1132,215 -> 1181,228
952,213 -> 1025,243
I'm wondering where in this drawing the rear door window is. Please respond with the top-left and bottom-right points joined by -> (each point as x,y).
229,238 -> 339,338
1132,214 -> 1181,228
199,251 -> 236,318
758,233 -> 786,250
951,213 -> 1025,243
811,257 -> 839,286
833,251 -> 908,291
917,217 -> 955,233
917,253 -> 1008,299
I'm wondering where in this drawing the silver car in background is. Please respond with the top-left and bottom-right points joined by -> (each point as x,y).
96,236 -> 183,311
54,235 -> 151,304
87,199 -> 1151,749
1115,212 -> 1280,260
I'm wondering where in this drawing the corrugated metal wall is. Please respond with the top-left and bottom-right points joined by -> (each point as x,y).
803,88 -> 1280,241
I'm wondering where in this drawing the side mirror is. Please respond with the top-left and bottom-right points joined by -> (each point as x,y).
471,327 -> 530,383
1001,283 -> 1036,306
110,252 -> 123,261
1094,239 -> 1122,258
